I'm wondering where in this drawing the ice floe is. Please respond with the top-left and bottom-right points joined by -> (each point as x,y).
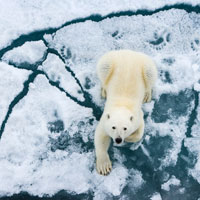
2,41 -> 47,69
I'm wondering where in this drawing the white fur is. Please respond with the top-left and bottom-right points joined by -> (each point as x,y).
95,50 -> 157,175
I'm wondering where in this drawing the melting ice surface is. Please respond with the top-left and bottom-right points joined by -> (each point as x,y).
0,2 -> 200,200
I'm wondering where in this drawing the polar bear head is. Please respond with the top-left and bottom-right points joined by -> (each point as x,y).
103,107 -> 140,145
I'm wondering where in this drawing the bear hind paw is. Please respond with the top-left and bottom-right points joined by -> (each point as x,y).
101,88 -> 106,98
143,90 -> 152,103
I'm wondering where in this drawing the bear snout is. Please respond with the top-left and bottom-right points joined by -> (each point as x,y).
115,137 -> 122,144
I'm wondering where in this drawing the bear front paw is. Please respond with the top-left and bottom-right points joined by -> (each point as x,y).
96,156 -> 112,175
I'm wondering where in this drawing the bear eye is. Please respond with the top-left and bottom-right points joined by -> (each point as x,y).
107,114 -> 110,119
112,126 -> 116,130
123,127 -> 127,131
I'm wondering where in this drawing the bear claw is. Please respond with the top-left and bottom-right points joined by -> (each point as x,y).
96,158 -> 112,176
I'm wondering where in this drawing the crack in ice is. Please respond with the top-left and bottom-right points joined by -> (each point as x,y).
0,3 -> 200,59
0,43 -> 102,139
43,40 -> 86,94
42,39 -> 102,119
0,49 -> 49,139
185,90 -> 199,138
0,71 -> 41,139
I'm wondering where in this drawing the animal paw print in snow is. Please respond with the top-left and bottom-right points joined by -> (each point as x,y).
111,30 -> 123,40
191,35 -> 200,51
149,30 -> 171,50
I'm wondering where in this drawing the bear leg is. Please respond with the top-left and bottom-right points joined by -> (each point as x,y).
95,123 -> 112,175
142,64 -> 157,103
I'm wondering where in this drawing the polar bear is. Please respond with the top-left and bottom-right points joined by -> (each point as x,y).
95,50 -> 157,175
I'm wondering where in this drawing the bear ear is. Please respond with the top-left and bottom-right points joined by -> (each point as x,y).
130,116 -> 134,121
106,114 -> 110,119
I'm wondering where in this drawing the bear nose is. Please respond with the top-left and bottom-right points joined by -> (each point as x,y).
115,137 -> 122,144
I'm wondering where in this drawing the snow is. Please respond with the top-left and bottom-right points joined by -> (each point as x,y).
0,62 -> 30,125
39,53 -> 84,101
1,0 -> 200,49
184,138 -> 200,184
93,165 -> 129,196
151,193 -> 162,200
0,75 -> 94,196
161,176 -> 181,191
193,64 -> 200,91
2,41 -> 47,67
0,1 -> 200,199
47,9 -> 200,95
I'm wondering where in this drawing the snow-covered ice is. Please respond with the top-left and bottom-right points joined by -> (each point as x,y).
2,41 -> 47,68
39,53 -> 85,101
151,192 -> 162,200
1,0 -> 200,49
0,1 -> 200,199
0,62 -> 30,126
